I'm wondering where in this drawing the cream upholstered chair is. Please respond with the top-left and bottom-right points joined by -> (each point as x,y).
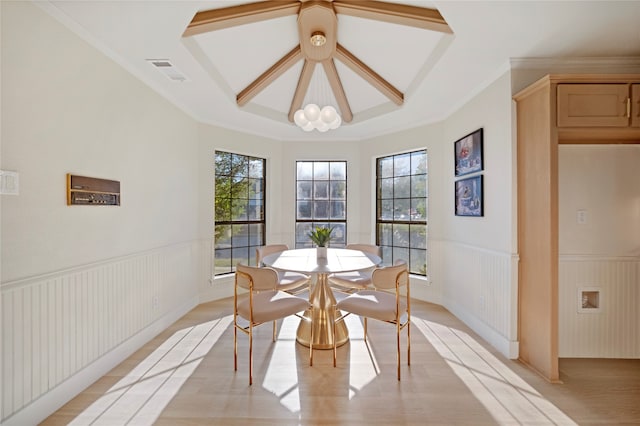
234,263 -> 313,385
333,260 -> 410,380
328,244 -> 381,293
256,244 -> 310,294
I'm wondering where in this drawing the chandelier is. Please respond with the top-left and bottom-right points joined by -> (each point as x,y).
293,31 -> 342,132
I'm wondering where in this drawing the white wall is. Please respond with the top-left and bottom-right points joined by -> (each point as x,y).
436,72 -> 518,357
1,2 -> 201,423
558,145 -> 640,357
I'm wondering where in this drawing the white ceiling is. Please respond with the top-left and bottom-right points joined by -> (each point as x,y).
39,1 -> 640,141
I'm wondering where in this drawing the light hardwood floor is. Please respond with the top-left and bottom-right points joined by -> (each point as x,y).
42,298 -> 639,425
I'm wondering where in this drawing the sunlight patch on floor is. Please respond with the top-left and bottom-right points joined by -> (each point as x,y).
262,316 -> 302,413
345,315 -> 379,399
69,316 -> 232,425
413,318 -> 577,426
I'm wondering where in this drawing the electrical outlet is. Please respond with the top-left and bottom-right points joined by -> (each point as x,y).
577,209 -> 588,225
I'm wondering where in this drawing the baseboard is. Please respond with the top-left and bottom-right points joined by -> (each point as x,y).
2,295 -> 199,426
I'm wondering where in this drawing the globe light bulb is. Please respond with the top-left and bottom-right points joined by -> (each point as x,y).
303,103 -> 320,122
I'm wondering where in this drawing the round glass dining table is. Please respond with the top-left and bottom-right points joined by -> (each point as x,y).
262,247 -> 381,349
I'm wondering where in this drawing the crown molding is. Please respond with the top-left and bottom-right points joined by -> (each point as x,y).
510,57 -> 640,70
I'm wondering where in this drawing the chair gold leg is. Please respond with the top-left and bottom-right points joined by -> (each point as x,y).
272,320 -> 277,342
364,317 -> 368,342
310,317 -> 314,367
397,322 -> 401,381
234,324 -> 238,371
249,324 -> 253,386
407,321 -> 411,367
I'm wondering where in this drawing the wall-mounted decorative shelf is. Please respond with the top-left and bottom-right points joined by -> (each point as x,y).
67,174 -> 120,206
578,287 -> 601,313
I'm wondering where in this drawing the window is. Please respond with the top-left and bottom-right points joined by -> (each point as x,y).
376,150 -> 427,275
214,151 -> 266,275
295,161 -> 346,248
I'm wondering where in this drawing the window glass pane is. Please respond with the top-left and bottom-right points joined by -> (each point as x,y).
394,153 -> 411,176
231,177 -> 248,199
215,152 -> 232,175
231,224 -> 249,247
330,201 -> 346,219
409,224 -> 427,249
381,246 -> 393,267
380,199 -> 393,220
214,248 -> 232,275
411,174 -> 426,197
215,196 -> 231,222
330,162 -> 346,180
380,177 -> 393,199
394,247 -> 410,265
249,224 -> 263,246
249,158 -> 263,178
392,224 -> 410,247
249,178 -> 263,200
379,223 -> 392,246
296,222 -> 313,246
411,198 -> 426,221
314,201 -> 329,219
232,246 -> 249,266
410,249 -> 427,275
379,157 -> 393,178
297,181 -> 312,199
214,225 -> 232,249
297,162 -> 313,180
232,154 -> 248,177
297,201 -> 312,219
231,199 -> 248,220
394,199 -> 410,221
394,176 -> 410,198
247,200 -> 262,221
330,181 -> 346,199
313,162 -> 329,180
314,181 -> 329,199
411,151 -> 427,174
331,223 -> 346,246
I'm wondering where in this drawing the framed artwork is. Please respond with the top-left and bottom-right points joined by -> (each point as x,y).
455,175 -> 483,217
454,128 -> 483,177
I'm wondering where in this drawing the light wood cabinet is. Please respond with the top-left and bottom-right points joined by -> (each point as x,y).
557,83 -> 640,127
513,74 -> 640,383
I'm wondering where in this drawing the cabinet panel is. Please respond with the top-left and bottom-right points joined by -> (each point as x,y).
557,84 -> 629,127
632,84 -> 640,128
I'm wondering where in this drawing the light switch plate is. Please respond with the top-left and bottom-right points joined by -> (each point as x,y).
0,170 -> 19,195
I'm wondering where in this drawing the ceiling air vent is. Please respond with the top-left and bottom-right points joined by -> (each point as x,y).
146,59 -> 187,82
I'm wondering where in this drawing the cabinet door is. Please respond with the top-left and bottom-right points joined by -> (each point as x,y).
557,84 -> 629,127
632,84 -> 640,128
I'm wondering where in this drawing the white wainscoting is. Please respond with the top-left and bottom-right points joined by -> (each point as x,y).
559,255 -> 640,358
433,240 -> 519,359
1,241 -> 201,424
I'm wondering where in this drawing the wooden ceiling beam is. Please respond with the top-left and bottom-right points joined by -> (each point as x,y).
237,46 -> 303,107
333,0 -> 452,34
183,1 -> 300,37
322,59 -> 353,122
288,59 -> 316,122
335,44 -> 404,106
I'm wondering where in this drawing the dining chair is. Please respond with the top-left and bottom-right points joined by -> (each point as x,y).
234,263 -> 313,385
257,244 -> 311,294
328,244 -> 381,293
333,260 -> 410,380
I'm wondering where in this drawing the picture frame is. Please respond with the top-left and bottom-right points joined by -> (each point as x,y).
454,128 -> 483,177
455,175 -> 483,217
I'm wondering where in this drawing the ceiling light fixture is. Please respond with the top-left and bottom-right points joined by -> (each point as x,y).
309,31 -> 326,47
294,104 -> 341,132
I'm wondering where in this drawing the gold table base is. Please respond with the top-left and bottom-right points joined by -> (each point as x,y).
296,273 -> 348,349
